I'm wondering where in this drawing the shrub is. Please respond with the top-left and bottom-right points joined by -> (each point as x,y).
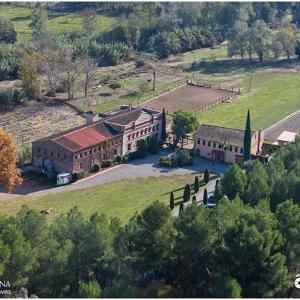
101,160 -> 112,168
148,136 -> 160,154
137,139 -> 148,158
114,155 -> 123,163
160,160 -> 172,167
92,164 -> 100,172
72,171 -> 86,181
177,149 -> 193,166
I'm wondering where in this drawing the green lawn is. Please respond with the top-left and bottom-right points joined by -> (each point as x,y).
0,173 -> 204,223
0,5 -> 116,42
183,46 -> 228,62
198,71 -> 300,130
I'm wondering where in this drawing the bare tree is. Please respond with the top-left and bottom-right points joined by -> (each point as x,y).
82,57 -> 97,98
54,47 -> 83,100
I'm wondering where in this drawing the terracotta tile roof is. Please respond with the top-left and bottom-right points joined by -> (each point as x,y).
195,124 -> 255,146
35,122 -> 121,153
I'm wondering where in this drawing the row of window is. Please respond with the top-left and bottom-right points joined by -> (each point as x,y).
128,124 -> 159,140
75,148 -> 118,160
37,148 -> 68,160
197,139 -> 243,154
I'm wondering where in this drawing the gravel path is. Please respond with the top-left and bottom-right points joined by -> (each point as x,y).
0,150 -> 227,201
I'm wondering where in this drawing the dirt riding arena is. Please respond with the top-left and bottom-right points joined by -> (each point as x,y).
142,83 -> 240,114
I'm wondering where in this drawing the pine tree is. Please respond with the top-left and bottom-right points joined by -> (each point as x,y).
243,109 -> 252,161
161,108 -> 167,143
204,169 -> 210,184
203,188 -> 208,205
183,184 -> 191,202
194,176 -> 199,193
179,202 -> 184,215
169,192 -> 175,210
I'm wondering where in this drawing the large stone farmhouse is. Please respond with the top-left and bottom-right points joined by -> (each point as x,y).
32,107 -> 162,175
194,124 -> 264,164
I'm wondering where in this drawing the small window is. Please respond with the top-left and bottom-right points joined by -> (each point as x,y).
128,134 -> 131,140
103,153 -> 106,159
51,151 -> 54,157
219,144 -> 222,149
114,149 -> 117,155
37,147 -> 40,153
75,154 -> 78,159
80,153 -> 82,158
213,143 -> 216,148
235,147 -> 238,153
208,141 -> 211,147
80,163 -> 83,169
128,143 -> 132,150
240,148 -> 243,154
57,153 -> 60,158
94,148 -> 96,153
197,139 -> 200,144
85,152 -> 87,156
145,128 -> 147,134
141,130 -> 144,135
203,140 -> 206,146
64,154 -> 67,159
89,150 -> 92,155
229,146 -> 232,152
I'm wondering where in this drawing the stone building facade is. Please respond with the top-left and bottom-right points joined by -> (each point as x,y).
32,122 -> 122,175
32,107 -> 162,175
194,124 -> 264,164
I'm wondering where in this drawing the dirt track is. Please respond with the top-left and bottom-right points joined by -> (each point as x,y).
142,84 -> 237,113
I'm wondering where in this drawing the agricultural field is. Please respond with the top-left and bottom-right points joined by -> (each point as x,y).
0,173 -> 204,224
0,4 -> 116,42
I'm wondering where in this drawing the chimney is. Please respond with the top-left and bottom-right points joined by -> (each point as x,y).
85,111 -> 100,125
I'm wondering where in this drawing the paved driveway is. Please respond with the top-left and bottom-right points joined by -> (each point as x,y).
0,150 -> 228,200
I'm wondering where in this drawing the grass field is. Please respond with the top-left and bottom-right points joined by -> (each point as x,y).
0,5 -> 116,42
198,71 -> 300,130
0,173 -> 204,223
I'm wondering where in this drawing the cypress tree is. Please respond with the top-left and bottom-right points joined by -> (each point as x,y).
204,169 -> 210,184
192,195 -> 196,202
194,176 -> 199,193
179,202 -> 184,215
214,180 -> 222,203
161,108 -> 167,143
203,188 -> 208,205
183,184 -> 191,202
243,109 -> 252,161
169,192 -> 174,210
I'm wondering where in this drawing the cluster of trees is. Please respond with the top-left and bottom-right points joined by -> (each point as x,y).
1,191 -> 298,297
218,137 -> 300,212
228,19 -> 297,61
